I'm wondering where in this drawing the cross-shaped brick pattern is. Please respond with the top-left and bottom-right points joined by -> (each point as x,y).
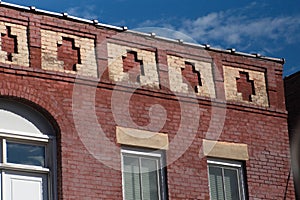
1,26 -> 17,62
57,37 -> 81,71
236,71 -> 255,101
181,62 -> 202,93
122,51 -> 143,82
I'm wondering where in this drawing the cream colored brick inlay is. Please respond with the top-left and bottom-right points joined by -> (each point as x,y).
203,139 -> 249,161
167,55 -> 215,98
116,126 -> 169,150
41,29 -> 97,77
223,66 -> 268,107
107,43 -> 159,88
0,22 -> 29,67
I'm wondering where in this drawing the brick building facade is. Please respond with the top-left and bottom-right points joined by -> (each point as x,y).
0,2 -> 295,199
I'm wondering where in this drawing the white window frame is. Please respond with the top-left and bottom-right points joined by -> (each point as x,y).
207,158 -> 247,200
3,171 -> 48,200
0,98 -> 57,200
121,147 -> 167,200
0,130 -> 57,200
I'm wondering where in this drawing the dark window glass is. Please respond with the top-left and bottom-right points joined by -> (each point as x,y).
7,142 -> 45,167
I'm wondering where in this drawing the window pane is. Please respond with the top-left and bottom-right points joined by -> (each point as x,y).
209,166 -> 225,200
224,168 -> 240,200
6,142 -> 45,167
141,158 -> 159,200
123,156 -> 141,200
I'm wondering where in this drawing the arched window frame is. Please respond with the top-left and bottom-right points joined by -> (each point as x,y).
0,98 -> 57,200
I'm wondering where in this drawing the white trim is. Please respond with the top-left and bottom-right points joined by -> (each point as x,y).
3,171 -> 48,200
207,159 -> 242,168
0,129 -> 49,142
1,171 -> 3,200
120,150 -> 126,200
0,163 -> 49,173
1,171 -> 5,200
121,149 -> 162,158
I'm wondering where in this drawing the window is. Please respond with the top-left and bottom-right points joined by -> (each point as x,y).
121,148 -> 167,200
208,159 -> 246,200
0,98 -> 57,200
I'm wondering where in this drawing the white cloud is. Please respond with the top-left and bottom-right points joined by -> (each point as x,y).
136,3 -> 300,54
66,5 -> 98,20
133,27 -> 197,43
180,14 -> 300,48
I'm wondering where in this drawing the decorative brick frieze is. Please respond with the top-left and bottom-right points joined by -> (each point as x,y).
41,29 -> 97,77
0,22 -> 29,67
107,43 -> 159,88
167,55 -> 216,98
223,65 -> 269,107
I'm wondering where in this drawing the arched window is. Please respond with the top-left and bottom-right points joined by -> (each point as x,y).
0,98 -> 57,200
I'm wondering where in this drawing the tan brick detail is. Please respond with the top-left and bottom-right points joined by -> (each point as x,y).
223,66 -> 269,107
0,22 -> 29,67
116,126 -> 169,150
107,43 -> 159,88
41,29 -> 97,77
203,139 -> 249,160
167,55 -> 215,98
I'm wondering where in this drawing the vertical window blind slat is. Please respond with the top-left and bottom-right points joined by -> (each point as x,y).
123,156 -> 141,200
123,152 -> 162,200
208,161 -> 245,200
141,158 -> 159,200
209,166 -> 225,200
224,169 -> 240,200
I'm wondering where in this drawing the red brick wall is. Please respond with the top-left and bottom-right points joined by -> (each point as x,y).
0,4 -> 295,199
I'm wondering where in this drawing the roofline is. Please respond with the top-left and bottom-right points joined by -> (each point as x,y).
284,69 -> 300,80
0,1 -> 285,64
0,1 -> 125,31
127,30 -> 285,64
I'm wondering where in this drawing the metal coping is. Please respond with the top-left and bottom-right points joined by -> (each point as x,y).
0,1 -> 285,64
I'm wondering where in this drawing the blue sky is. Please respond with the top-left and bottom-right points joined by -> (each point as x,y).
4,0 -> 300,76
